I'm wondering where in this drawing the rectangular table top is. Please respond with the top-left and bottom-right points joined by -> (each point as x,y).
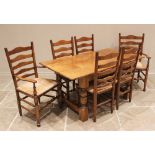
40,48 -> 118,80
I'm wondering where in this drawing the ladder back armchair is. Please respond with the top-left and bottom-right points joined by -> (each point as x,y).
119,33 -> 151,91
5,42 -> 58,127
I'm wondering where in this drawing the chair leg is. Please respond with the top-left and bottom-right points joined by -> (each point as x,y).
143,70 -> 148,92
137,70 -> 140,83
77,87 -> 80,107
110,101 -> 113,113
73,80 -> 75,91
56,74 -> 59,97
111,88 -> 115,113
116,84 -> 120,110
66,81 -> 70,100
93,93 -> 97,122
34,96 -> 40,127
129,83 -> 133,102
93,92 -> 97,122
16,91 -> 22,116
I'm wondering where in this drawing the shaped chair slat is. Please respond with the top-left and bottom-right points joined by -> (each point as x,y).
77,43 -> 93,48
54,47 -> 72,53
53,40 -> 72,46
120,35 -> 143,39
78,48 -> 93,53
10,53 -> 32,63
76,36 -> 93,42
8,46 -> 32,56
12,61 -> 34,70
15,67 -> 35,76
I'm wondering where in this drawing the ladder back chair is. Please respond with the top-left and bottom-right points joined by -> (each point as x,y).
88,51 -> 121,122
50,37 -> 75,100
74,34 -> 94,55
116,44 -> 141,110
119,33 -> 151,91
5,42 -> 58,127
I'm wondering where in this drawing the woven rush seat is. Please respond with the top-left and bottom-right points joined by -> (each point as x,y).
120,76 -> 132,84
88,84 -> 112,94
136,61 -> 146,70
17,78 -> 57,96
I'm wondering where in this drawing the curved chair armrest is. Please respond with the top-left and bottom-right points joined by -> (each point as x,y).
142,53 -> 151,59
138,55 -> 145,60
37,65 -> 46,68
16,76 -> 37,83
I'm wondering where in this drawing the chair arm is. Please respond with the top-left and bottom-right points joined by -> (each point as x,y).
138,55 -> 145,60
16,76 -> 37,83
142,53 -> 151,59
37,65 -> 46,68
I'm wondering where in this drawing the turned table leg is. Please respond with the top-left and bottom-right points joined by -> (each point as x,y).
78,76 -> 89,122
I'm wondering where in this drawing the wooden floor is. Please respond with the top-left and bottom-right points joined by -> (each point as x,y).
0,73 -> 155,131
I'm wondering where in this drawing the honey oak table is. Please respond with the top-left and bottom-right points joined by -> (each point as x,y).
40,48 -> 118,122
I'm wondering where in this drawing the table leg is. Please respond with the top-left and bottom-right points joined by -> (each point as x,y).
78,76 -> 89,122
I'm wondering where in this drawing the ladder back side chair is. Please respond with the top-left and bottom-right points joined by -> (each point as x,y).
88,51 -> 121,122
74,34 -> 94,55
50,37 -> 75,99
5,42 -> 58,127
119,33 -> 151,91
116,44 -> 141,110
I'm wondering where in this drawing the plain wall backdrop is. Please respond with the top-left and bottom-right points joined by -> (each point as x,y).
0,24 -> 155,75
